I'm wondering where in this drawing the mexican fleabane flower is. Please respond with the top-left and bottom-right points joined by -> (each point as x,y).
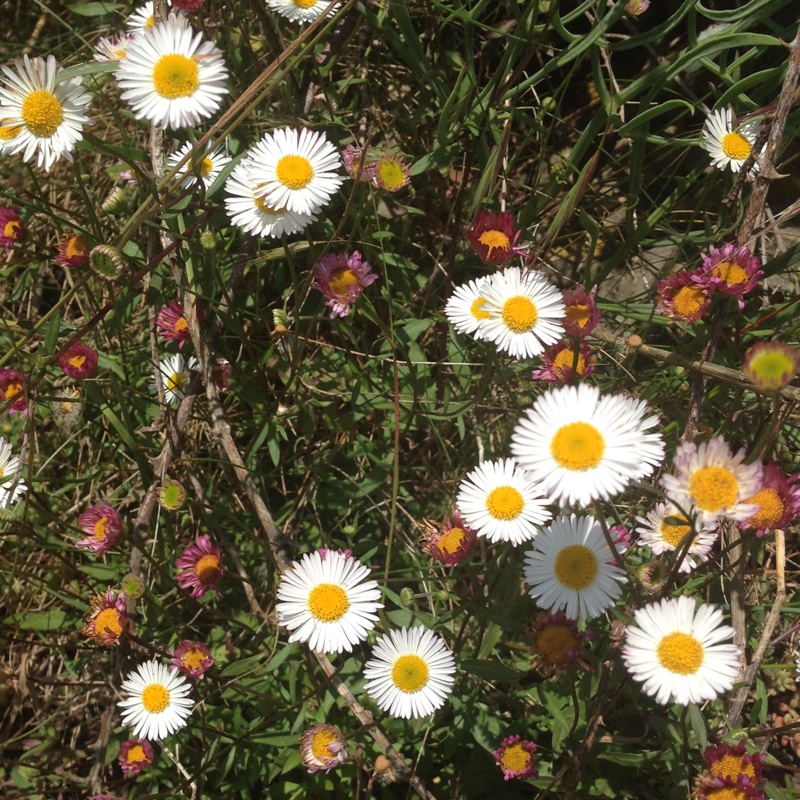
510,384 -> 665,507
94,33 -> 135,62
661,436 -> 762,525
250,127 -> 343,215
170,640 -> 214,680
58,342 -> 98,380
275,549 -> 383,653
176,533 -> 223,598
523,515 -> 627,621
635,502 -> 718,573
363,626 -> 456,719
656,270 -> 713,323
0,55 -> 91,171
76,501 -> 122,554
167,139 -> 231,190
0,368 -> 27,414
118,659 -> 194,740
300,723 -> 347,773
622,595 -> 741,705
493,735 -> 538,781
740,462 -> 800,536
422,511 -> 477,566
152,353 -> 197,406
561,285 -> 600,338
265,0 -> 341,24
528,609 -> 592,675
118,738 -> 154,774
371,153 -> 410,191
531,339 -> 593,383
81,589 -> 127,645
478,266 -> 565,359
0,437 -> 25,502
444,277 -> 490,340
311,251 -> 377,319
702,107 -> 760,173
464,210 -> 530,264
456,458 -> 552,545
743,341 -> 799,392
115,18 -> 229,129
56,232 -> 90,268
702,741 -> 765,789
0,207 -> 25,249
126,0 -> 179,32
696,243 -> 762,308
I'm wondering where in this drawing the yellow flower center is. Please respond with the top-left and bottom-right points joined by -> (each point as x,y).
69,354 -> 87,370
141,683 -> 170,713
307,583 -> 350,622
145,14 -> 155,26
438,527 -> 468,556
292,0 -> 318,7
253,183 -> 283,214
710,753 -> 754,782
94,517 -> 109,541
328,268 -> 359,299
659,513 -> 691,547
152,54 -> 200,99
565,303 -> 589,330
672,284 -> 706,319
376,159 -> 406,190
501,295 -> 537,333
311,728 -> 338,758
275,154 -> 314,190
0,122 -> 21,141
689,466 -> 738,513
748,350 -> 795,389
4,381 -> 22,400
656,631 -> 703,674
200,157 -> 213,177
552,346 -> 586,377
182,647 -> 207,670
536,623 -> 578,665
167,371 -> 187,393
745,487 -> 784,529
94,607 -> 122,637
196,553 -> 221,583
470,296 -> 491,320
4,220 -> 22,239
21,89 -> 63,137
478,228 -> 510,258
126,744 -> 148,764
485,485 -> 524,520
500,743 -> 531,773
721,131 -> 751,161
711,261 -> 747,286
65,235 -> 88,258
705,789 -> 747,800
174,316 -> 188,333
391,654 -> 429,692
550,421 -> 605,471
554,544 -> 598,589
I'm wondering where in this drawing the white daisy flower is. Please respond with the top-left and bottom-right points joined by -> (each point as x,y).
126,0 -> 181,32
0,437 -> 26,508
523,515 -> 626,620
363,626 -> 456,719
635,502 -> 718,573
265,0 -> 341,24
151,353 -> 197,406
510,384 -> 665,507
660,436 -> 761,525
118,659 -> 194,740
477,266 -> 564,359
224,157 -> 317,237
94,33 -> 135,62
168,139 -> 231,190
622,595 -> 741,706
0,55 -> 91,172
456,458 -> 552,545
444,277 -> 490,340
249,127 -> 343,216
275,549 -> 383,654
115,18 -> 229,130
702,107 -> 760,173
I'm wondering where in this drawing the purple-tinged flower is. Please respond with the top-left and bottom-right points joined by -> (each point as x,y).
528,610 -> 592,675
176,534 -> 223,598
56,233 -> 90,268
696,243 -> 763,308
703,741 -> 765,788
341,144 -> 374,183
625,0 -> 650,14
81,589 -> 127,645
300,723 -> 347,773
76,502 -> 122,554
212,358 -> 232,392
155,298 -> 201,349
170,640 -> 214,679
532,339 -> 593,383
0,207 -> 25,249
561,285 -> 600,337
312,251 -> 378,318
743,341 -> 799,392
173,0 -> 204,11
93,33 -> 135,63
656,270 -> 712,323
371,154 -> 410,192
0,368 -> 27,414
422,511 -> 477,566
741,462 -> 800,537
118,738 -> 154,774
58,342 -> 98,379
464,210 -> 530,264
493,735 -> 538,781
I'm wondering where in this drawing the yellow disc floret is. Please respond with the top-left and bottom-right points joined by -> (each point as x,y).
391,654 -> 429,692
689,466 -> 738,513
656,631 -> 703,674
275,154 -> 314,189
152,54 -> 200,99
21,90 -> 63,137
141,683 -> 170,713
553,544 -> 598,590
501,295 -> 537,333
550,421 -> 605,471
485,486 -> 524,520
308,583 -> 350,622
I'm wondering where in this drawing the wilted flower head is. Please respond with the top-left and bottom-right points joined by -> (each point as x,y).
625,0 -> 650,14
422,512 -> 477,566
696,243 -> 763,307
50,385 -> 83,428
172,0 -> 204,12
312,251 -> 378,319
121,572 -> 146,599
176,533 -> 223,598
155,299 -> 191,348
561,285 -> 600,337
118,738 -> 154,775
76,501 -> 122,554
703,741 -> 765,788
635,559 -> 671,594
90,244 -> 125,278
300,723 -> 347,773
81,589 -> 127,645
212,358 -> 232,392
0,207 -> 25,249
0,369 -> 27,414
532,339 -> 593,383
743,341 -> 799,392
741,462 -> 800,536
656,270 -> 712,323
170,640 -> 214,679
58,342 -> 98,380
56,233 -> 90,268
94,33 -> 135,62
493,735 -> 538,781
159,477 -> 186,510
464,210 -> 530,264
528,610 -> 592,675
372,154 -> 410,192
341,144 -> 372,182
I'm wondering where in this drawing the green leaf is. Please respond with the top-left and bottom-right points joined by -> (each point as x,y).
66,2 -> 123,16
5,610 -> 69,631
43,312 -> 61,357
687,703 -> 708,749
461,658 -> 524,682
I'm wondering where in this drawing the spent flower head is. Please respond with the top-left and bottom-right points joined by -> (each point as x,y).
743,341 -> 799,392
176,533 -> 223,598
170,640 -> 214,680
76,501 -> 122,554
465,209 -> 530,264
58,342 -> 98,380
0,207 -> 25,249
300,723 -> 347,773
56,233 -> 90,268
656,270 -> 713,324
740,461 -> 800,536
118,738 -> 154,775
561,285 -> 600,337
81,589 -> 127,646
0,368 -> 27,415
422,511 -> 477,566
493,735 -> 538,781
312,251 -> 378,319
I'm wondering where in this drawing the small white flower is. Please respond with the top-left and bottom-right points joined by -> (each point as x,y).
118,659 -> 194,740
126,0 -> 181,32
275,550 -> 383,654
444,277 -> 490,340
523,515 -> 626,620
456,458 -> 552,545
265,0 -> 341,25
623,595 -> 741,705
0,55 -> 92,171
168,139 -> 231,190
702,107 -> 760,173
635,502 -> 718,573
151,353 -> 197,406
94,33 -> 136,62
0,436 -> 26,509
363,626 -> 456,719
115,19 -> 229,130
